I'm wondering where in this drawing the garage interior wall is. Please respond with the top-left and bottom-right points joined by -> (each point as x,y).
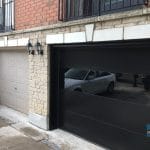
0,50 -> 29,114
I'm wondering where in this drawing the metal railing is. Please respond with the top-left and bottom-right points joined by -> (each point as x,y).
59,0 -> 148,21
0,0 -> 14,33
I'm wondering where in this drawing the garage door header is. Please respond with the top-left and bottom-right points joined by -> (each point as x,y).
0,37 -> 29,48
46,24 -> 150,44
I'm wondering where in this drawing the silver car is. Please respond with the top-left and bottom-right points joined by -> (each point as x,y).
65,68 -> 116,94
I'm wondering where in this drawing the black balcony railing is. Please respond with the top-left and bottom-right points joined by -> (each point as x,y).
0,0 -> 14,33
59,0 -> 148,21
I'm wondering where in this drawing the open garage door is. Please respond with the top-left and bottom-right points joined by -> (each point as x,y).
50,40 -> 150,150
0,50 -> 29,114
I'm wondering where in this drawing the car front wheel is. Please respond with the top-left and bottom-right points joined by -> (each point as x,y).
74,88 -> 82,92
107,82 -> 114,94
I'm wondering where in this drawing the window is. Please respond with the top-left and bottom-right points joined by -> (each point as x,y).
61,0 -> 145,21
65,68 -> 89,80
0,0 -> 4,31
100,72 -> 111,77
5,0 -> 14,31
86,71 -> 96,80
0,0 -> 14,32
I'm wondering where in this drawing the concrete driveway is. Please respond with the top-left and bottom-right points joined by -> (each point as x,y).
0,117 -> 51,150
0,106 -> 104,150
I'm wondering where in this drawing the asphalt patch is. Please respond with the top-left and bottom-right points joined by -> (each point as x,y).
0,117 -> 11,128
20,127 -> 41,137
0,136 -> 50,150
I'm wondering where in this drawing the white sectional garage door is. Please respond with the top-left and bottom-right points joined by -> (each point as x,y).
0,50 -> 28,114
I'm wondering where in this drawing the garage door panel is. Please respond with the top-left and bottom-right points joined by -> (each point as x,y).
0,51 -> 28,114
63,91 -> 150,135
63,111 -> 150,150
62,67 -> 150,149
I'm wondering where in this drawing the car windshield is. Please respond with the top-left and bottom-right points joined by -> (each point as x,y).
65,68 -> 89,80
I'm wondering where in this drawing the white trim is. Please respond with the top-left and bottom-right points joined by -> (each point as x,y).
1,24 -> 150,47
85,24 -> 95,42
64,32 -> 86,43
46,34 -> 63,44
4,36 -> 7,46
18,38 -> 29,46
29,112 -> 49,130
0,38 -> 29,47
93,28 -> 123,42
124,24 -> 150,40
0,40 -> 4,47
7,39 -> 17,46
46,28 -> 123,44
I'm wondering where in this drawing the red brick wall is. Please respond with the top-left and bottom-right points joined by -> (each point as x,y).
15,0 -> 58,30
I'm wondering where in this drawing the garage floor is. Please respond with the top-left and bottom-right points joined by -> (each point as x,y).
100,82 -> 150,105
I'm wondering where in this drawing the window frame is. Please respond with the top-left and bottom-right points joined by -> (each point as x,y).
0,0 -> 14,32
63,0 -> 146,21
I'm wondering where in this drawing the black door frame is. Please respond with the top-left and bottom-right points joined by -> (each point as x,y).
49,47 -> 62,129
49,39 -> 150,130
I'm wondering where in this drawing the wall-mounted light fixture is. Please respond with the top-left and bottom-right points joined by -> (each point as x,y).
27,40 -> 43,55
145,0 -> 149,5
27,40 -> 34,55
35,40 -> 43,55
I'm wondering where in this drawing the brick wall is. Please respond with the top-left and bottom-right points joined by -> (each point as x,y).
15,0 -> 58,30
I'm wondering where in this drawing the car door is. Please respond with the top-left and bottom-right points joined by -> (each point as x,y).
81,70 -> 100,94
98,72 -> 112,91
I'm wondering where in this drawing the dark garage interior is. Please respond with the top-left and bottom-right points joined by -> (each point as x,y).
50,40 -> 150,150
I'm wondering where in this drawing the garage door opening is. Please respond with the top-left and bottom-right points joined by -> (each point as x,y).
50,40 -> 150,150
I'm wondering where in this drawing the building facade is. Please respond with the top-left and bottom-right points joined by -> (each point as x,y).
0,0 -> 150,149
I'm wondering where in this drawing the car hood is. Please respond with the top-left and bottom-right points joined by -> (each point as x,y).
65,78 -> 84,89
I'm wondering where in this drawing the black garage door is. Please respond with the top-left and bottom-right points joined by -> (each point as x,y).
50,40 -> 150,150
